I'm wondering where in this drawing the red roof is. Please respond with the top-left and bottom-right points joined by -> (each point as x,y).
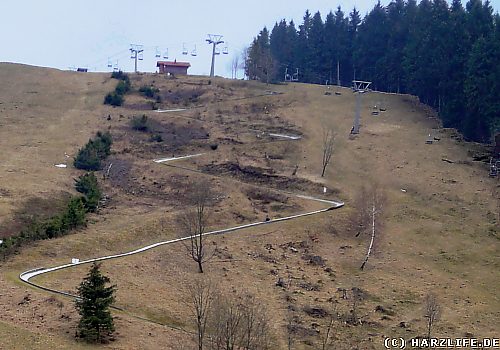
157,61 -> 191,68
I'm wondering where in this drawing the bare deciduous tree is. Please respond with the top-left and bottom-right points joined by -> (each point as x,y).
189,278 -> 214,350
207,291 -> 272,350
240,295 -> 271,350
354,184 -> 386,270
321,128 -> 335,177
231,54 -> 240,79
210,293 -> 243,350
320,301 -> 338,350
423,293 -> 441,340
179,179 -> 216,273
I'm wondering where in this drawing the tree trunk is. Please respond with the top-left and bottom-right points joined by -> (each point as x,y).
360,202 -> 376,270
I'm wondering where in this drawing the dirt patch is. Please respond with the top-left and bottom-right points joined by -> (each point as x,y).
201,162 -> 326,193
123,116 -> 209,153
159,87 -> 205,106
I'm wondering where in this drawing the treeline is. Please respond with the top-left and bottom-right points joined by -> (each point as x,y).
246,0 -> 500,142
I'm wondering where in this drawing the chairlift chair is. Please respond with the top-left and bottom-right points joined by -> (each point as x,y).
215,47 -> 220,55
222,45 -> 228,55
155,47 -> 161,58
107,59 -> 112,68
182,43 -> 188,55
191,45 -> 197,56
138,52 -> 144,60
163,49 -> 169,59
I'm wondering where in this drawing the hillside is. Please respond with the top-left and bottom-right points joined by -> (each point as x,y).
0,63 -> 498,350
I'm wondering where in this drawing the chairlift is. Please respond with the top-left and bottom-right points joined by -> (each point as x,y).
130,52 -> 136,59
182,43 -> 188,55
284,68 -> 292,82
191,45 -> 197,56
163,49 -> 169,59
155,47 -> 161,58
292,68 -> 299,82
107,58 -> 112,68
215,47 -> 220,55
222,45 -> 229,55
138,52 -> 144,61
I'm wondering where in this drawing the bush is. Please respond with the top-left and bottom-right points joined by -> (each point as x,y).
115,80 -> 131,95
74,132 -> 112,171
104,71 -> 130,106
75,173 -> 102,212
150,133 -> 163,142
131,114 -> 150,132
104,92 -> 124,106
111,70 -> 129,82
210,143 -> 218,150
139,85 -> 159,98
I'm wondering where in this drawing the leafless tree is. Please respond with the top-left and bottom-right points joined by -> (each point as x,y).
423,293 -> 441,340
321,128 -> 335,177
189,277 -> 214,350
209,294 -> 243,350
320,301 -> 338,350
286,313 -> 295,350
354,185 -> 386,270
240,295 -> 271,350
231,54 -> 240,79
179,179 -> 216,273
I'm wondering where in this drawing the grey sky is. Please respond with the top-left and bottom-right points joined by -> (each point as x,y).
1,0 -> 498,77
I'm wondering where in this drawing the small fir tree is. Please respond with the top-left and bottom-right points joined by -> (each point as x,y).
75,263 -> 116,343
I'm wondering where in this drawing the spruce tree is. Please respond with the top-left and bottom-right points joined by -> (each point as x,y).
75,263 -> 116,343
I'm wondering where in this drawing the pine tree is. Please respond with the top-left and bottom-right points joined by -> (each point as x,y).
75,263 -> 116,343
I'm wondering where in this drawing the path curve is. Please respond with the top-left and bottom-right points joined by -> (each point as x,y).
19,153 -> 344,328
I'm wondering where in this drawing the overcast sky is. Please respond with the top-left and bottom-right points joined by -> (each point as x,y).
1,0 -> 498,77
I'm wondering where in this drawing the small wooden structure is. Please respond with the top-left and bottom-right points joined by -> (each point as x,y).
157,60 -> 191,75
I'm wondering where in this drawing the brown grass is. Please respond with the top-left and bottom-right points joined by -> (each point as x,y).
0,63 -> 498,349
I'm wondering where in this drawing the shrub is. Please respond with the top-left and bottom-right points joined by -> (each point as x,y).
74,132 -> 112,171
210,143 -> 218,150
139,85 -> 159,98
104,92 -> 124,106
104,71 -> 130,106
115,80 -> 130,95
150,133 -> 163,142
75,173 -> 102,212
61,197 -> 86,229
131,115 -> 150,132
111,70 -> 129,82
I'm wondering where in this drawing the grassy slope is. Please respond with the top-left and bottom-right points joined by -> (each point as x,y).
0,64 -> 498,349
